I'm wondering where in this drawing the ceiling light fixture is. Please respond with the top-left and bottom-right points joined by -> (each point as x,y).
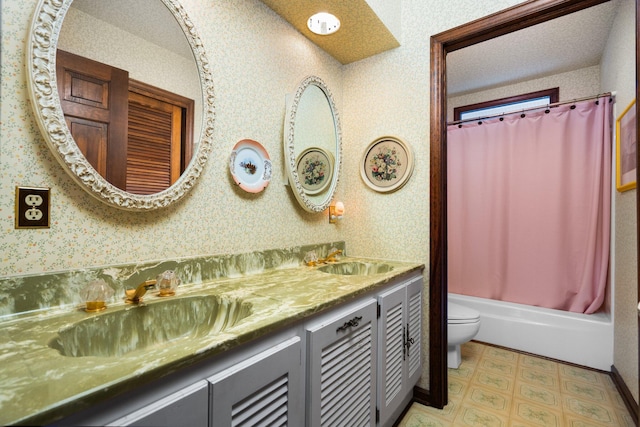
307,12 -> 340,35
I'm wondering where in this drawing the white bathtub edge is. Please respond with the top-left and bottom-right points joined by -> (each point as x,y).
449,293 -> 614,371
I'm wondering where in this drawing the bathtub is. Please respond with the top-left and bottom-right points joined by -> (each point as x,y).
448,293 -> 613,371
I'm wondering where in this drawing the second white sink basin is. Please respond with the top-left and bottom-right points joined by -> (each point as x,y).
317,261 -> 395,276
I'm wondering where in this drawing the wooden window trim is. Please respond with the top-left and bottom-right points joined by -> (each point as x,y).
453,87 -> 559,121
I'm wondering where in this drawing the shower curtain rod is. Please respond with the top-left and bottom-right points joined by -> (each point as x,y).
447,91 -> 614,126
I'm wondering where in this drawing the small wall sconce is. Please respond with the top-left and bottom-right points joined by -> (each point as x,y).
329,201 -> 344,224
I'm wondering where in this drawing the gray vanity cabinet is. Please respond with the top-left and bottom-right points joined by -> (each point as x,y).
207,336 -> 304,427
49,271 -> 423,427
106,380 -> 209,427
377,275 -> 423,427
305,298 -> 378,427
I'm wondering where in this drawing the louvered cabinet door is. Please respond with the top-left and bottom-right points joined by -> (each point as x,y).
208,336 -> 303,427
377,275 -> 424,427
406,276 -> 423,386
377,283 -> 407,427
306,298 -> 377,427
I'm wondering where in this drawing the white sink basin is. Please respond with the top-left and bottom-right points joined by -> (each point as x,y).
49,295 -> 252,357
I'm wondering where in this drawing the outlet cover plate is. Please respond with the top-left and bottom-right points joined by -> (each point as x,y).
15,186 -> 50,229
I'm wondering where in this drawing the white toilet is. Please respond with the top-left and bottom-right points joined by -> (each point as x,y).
448,301 -> 481,369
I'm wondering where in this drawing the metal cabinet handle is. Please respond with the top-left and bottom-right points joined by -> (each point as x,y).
336,316 -> 362,333
405,323 -> 414,358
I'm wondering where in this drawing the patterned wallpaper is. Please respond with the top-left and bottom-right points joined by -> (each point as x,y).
600,0 -> 638,403
1,0 -> 345,277
340,0 -> 527,389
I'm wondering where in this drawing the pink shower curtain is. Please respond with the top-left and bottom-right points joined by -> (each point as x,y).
447,99 -> 611,314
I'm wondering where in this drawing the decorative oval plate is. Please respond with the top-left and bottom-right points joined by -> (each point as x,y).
296,147 -> 334,195
229,139 -> 272,193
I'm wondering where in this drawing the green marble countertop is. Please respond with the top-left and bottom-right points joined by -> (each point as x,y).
0,257 -> 423,426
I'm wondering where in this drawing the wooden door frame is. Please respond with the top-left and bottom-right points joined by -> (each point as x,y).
428,0 -> 615,408
636,0 -> 639,422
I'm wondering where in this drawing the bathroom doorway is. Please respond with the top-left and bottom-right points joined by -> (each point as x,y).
427,0 -> 638,413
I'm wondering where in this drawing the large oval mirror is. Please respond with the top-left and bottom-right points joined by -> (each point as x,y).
26,0 -> 215,210
285,76 -> 342,213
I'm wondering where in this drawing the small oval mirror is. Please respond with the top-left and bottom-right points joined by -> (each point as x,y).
285,76 -> 342,212
26,0 -> 215,210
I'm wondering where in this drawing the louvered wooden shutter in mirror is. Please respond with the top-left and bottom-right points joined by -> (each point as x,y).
126,92 -> 182,195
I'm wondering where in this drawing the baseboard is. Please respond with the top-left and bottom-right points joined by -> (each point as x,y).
391,396 -> 416,427
611,364 -> 639,426
412,385 -> 432,407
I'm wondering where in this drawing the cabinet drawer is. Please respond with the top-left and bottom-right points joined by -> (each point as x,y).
106,380 -> 209,427
208,336 -> 303,427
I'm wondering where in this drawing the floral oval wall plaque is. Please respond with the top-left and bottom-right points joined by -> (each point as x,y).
361,136 -> 414,193
296,147 -> 334,195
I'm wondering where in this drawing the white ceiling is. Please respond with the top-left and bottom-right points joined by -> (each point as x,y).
447,0 -> 621,97
70,0 -> 193,60
70,0 -> 620,96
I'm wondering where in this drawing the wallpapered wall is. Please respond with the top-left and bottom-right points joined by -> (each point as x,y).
2,0 -> 346,277
600,0 -> 638,403
340,0 -> 528,389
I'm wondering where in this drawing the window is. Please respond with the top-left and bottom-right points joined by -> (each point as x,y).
453,88 -> 559,122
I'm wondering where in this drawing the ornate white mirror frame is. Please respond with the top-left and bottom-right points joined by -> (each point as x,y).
26,0 -> 215,211
285,75 -> 342,213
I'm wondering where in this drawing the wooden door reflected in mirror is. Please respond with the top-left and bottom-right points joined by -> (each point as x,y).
56,50 -> 193,195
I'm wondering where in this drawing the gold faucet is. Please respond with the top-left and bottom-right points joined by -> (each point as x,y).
318,249 -> 343,264
125,280 -> 156,304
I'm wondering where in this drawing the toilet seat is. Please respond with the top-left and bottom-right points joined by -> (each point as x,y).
448,302 -> 480,324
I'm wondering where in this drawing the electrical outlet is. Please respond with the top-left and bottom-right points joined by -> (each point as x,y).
15,187 -> 50,229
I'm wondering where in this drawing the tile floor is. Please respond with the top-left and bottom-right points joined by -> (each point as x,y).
399,341 -> 635,426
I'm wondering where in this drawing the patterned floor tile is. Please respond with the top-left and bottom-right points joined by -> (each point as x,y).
562,396 -> 618,425
399,342 -> 633,427
563,414 -> 612,427
398,409 -> 452,427
518,367 -> 559,390
561,379 -> 609,403
474,370 -> 515,394
514,381 -> 561,409
448,377 -> 469,398
454,404 -> 509,426
607,387 -> 632,411
520,355 -> 558,373
399,401 -> 458,426
467,385 -> 512,412
559,365 -> 602,386
614,408 -> 637,427
511,399 -> 563,426
483,346 -> 518,364
478,357 -> 517,376
449,364 -> 475,381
